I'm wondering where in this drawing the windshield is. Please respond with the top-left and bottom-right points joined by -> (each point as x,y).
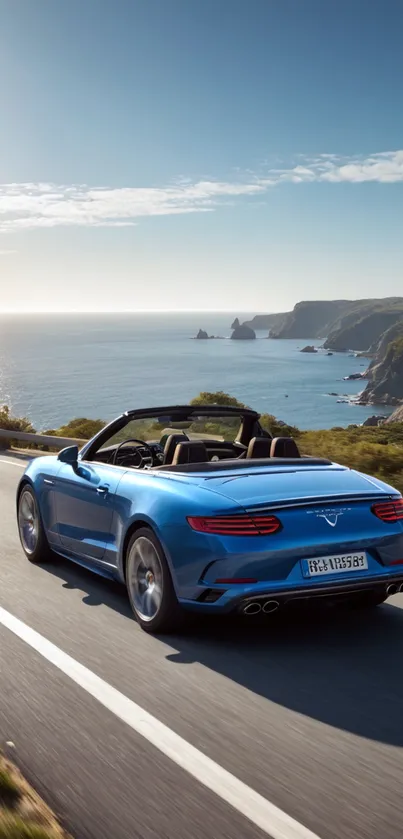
96,413 -> 244,452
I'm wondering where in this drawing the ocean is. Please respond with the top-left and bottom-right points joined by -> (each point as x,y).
0,313 -> 392,431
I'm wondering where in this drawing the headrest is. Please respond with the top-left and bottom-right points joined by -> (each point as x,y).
270,437 -> 301,458
172,440 -> 209,465
163,433 -> 189,464
246,436 -> 272,459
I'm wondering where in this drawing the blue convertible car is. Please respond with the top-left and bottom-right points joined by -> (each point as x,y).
17,403 -> 403,632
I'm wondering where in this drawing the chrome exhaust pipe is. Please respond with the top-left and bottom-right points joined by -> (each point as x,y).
262,600 -> 280,614
243,601 -> 262,615
386,583 -> 398,596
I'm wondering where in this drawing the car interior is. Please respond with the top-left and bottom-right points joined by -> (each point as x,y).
88,429 -> 304,471
82,406 -> 315,472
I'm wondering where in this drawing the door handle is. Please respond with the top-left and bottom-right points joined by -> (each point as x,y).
96,485 -> 109,496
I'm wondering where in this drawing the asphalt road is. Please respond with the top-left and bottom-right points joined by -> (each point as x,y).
1,452 -> 403,839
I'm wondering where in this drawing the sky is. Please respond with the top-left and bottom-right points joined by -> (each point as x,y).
0,0 -> 403,313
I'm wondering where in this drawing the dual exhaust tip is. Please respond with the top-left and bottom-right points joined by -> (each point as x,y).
243,600 -> 279,615
386,582 -> 403,595
244,581 -> 403,614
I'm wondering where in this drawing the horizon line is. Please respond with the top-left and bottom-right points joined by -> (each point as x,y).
0,309 -> 274,315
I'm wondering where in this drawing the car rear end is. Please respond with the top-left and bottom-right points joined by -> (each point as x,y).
163,463 -> 403,615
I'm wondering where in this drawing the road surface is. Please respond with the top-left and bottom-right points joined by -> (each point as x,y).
1,452 -> 403,839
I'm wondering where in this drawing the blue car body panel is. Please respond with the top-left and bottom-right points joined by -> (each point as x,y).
18,448 -> 403,614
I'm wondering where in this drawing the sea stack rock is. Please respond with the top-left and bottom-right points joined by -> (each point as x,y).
195,329 -> 209,339
231,324 -> 256,340
231,317 -> 240,330
300,345 -> 317,353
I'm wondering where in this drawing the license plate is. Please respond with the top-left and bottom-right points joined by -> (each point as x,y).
301,552 -> 368,578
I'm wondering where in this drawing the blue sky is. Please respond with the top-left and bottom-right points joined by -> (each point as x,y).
1,0 -> 402,312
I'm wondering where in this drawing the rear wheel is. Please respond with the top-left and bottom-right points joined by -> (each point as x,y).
125,527 -> 183,633
17,485 -> 53,563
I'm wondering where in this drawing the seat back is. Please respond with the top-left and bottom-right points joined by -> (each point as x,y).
270,437 -> 301,458
172,440 -> 209,465
163,433 -> 189,464
246,436 -> 272,459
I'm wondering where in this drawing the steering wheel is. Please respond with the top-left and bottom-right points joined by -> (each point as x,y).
112,438 -> 155,469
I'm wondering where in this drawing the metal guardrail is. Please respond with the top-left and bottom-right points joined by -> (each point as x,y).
0,429 -> 86,450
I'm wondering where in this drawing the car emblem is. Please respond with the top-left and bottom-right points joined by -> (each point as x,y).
317,511 -> 343,527
306,507 -> 351,527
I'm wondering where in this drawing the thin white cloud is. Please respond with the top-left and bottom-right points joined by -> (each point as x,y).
0,249 -> 16,255
0,150 -> 402,231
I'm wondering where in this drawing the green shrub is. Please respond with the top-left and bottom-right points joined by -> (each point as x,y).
0,406 -> 36,450
190,391 -> 247,408
46,418 -> 105,440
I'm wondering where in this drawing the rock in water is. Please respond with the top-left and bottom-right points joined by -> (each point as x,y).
362,415 -> 387,427
300,345 -> 317,353
231,324 -> 256,340
231,317 -> 240,330
195,329 -> 209,339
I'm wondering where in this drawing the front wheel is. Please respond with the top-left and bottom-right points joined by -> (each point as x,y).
125,527 -> 184,633
17,485 -> 53,563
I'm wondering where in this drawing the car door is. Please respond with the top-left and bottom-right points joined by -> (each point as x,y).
54,461 -> 126,561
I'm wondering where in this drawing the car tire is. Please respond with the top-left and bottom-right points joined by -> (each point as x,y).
17,484 -> 54,564
125,527 -> 184,633
344,591 -> 388,610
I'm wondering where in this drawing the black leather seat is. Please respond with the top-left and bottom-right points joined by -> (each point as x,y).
270,437 -> 301,458
172,441 -> 208,465
163,433 -> 189,464
246,437 -> 272,459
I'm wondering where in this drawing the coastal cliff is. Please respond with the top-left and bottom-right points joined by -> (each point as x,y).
359,329 -> 403,405
241,313 -> 288,332
269,300 -> 354,339
324,309 -> 403,352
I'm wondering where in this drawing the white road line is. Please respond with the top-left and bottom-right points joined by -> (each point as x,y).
0,459 -> 25,468
0,605 -> 321,839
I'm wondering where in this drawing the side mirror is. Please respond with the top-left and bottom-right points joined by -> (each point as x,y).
57,445 -> 79,465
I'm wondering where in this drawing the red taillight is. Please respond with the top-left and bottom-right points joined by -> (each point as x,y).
187,514 -> 282,536
372,499 -> 403,523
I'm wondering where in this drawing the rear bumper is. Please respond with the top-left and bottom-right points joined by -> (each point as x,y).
179,571 -> 403,614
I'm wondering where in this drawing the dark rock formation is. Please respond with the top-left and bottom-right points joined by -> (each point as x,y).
194,329 -> 224,340
231,318 -> 240,330
231,324 -> 256,340
362,415 -> 388,427
300,345 -> 317,353
343,372 -> 365,381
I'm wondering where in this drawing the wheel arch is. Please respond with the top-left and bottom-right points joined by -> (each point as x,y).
120,517 -> 178,590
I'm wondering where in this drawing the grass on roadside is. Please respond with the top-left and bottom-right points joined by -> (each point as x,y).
0,755 -> 70,839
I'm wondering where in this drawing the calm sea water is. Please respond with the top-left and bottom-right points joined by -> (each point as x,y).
0,313 -> 392,431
